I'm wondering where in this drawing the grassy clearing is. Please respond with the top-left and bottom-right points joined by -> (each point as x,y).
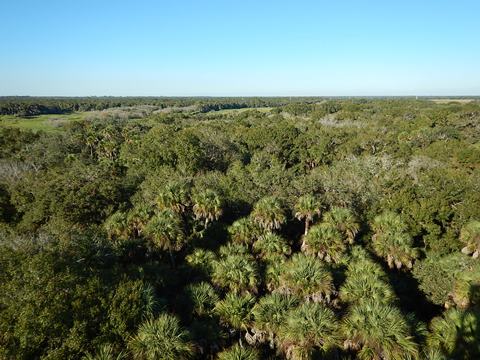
214,107 -> 272,114
430,98 -> 476,104
0,113 -> 87,132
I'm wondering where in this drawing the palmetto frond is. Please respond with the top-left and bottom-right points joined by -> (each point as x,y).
342,299 -> 418,360
184,282 -> 219,317
144,209 -> 185,252
253,233 -> 291,260
323,206 -> 359,244
215,292 -> 256,331
372,211 -> 418,269
277,302 -> 339,360
156,182 -> 190,214
129,314 -> 194,360
302,223 -> 346,263
217,344 -> 259,360
229,217 -> 263,245
251,196 -> 286,231
192,189 -> 222,228
212,251 -> 259,294
278,253 -> 334,302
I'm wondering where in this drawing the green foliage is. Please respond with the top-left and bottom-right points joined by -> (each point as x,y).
371,211 -> 418,269
216,344 -> 259,360
128,314 -> 194,360
342,300 -> 419,360
2,99 -> 480,358
278,253 -> 334,302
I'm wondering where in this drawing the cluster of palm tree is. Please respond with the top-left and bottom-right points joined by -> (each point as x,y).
99,194 -> 479,360
104,182 -> 223,265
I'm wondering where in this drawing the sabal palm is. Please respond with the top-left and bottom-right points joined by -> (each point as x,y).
278,253 -> 334,303
215,292 -> 256,333
144,209 -> 185,251
129,314 -> 194,360
126,204 -> 151,237
157,182 -> 190,214
217,344 -> 259,360
212,252 -> 259,294
83,344 -> 125,360
294,194 -> 322,235
184,282 -> 219,317
253,233 -> 291,261
302,223 -> 346,263
228,217 -> 262,246
185,248 -> 216,275
192,189 -> 222,229
277,302 -> 339,360
342,299 -> 418,360
460,221 -> 480,258
251,196 -> 286,231
427,308 -> 480,358
340,259 -> 396,305
323,207 -> 359,244
372,211 -> 418,269
104,211 -> 129,241
252,293 -> 299,343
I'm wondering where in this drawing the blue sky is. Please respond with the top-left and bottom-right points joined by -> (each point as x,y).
1,0 -> 479,96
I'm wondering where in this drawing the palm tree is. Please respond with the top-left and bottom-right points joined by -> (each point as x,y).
427,308 -> 480,358
144,209 -> 185,266
157,182 -> 190,214
252,293 -> 299,347
215,292 -> 256,346
294,194 -> 322,236
277,302 -> 339,360
212,251 -> 259,294
83,344 -> 125,360
342,299 -> 418,360
129,314 -> 194,360
253,233 -> 291,261
126,204 -> 151,237
217,344 -> 259,360
251,196 -> 286,231
228,217 -> 262,246
185,248 -> 216,276
371,211 -> 418,269
104,211 -> 129,241
323,207 -> 359,244
302,223 -> 346,263
192,189 -> 222,230
460,220 -> 480,258
339,258 -> 396,305
184,282 -> 219,317
278,253 -> 335,303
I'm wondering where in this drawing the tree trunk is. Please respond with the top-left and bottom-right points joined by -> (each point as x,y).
304,219 -> 310,236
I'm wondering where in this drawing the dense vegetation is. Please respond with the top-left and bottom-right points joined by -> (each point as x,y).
1,98 -> 479,359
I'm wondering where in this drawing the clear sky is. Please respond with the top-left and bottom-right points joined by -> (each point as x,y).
1,0 -> 479,96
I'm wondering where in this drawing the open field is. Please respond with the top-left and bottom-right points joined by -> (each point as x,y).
430,98 -> 477,104
0,112 -> 87,132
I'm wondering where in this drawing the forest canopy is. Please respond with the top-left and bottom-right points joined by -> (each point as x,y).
1,97 -> 479,359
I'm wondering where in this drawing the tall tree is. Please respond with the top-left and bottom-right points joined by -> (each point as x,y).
371,211 -> 418,269
342,299 -> 418,360
277,302 -> 339,360
302,223 -> 346,263
129,314 -> 194,360
323,207 -> 359,244
144,209 -> 185,266
294,194 -> 322,236
192,189 -> 222,230
251,196 -> 286,232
